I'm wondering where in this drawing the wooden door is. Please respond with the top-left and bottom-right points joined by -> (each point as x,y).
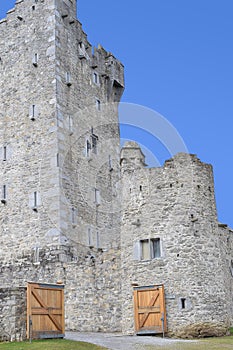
133,284 -> 166,335
27,282 -> 65,339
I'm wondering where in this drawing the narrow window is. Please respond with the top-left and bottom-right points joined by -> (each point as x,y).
3,146 -> 7,161
32,53 -> 38,66
34,247 -> 40,263
141,240 -> 150,260
96,231 -> 100,249
96,99 -> 101,111
71,207 -> 75,225
93,72 -> 99,85
109,155 -> 113,171
68,115 -> 73,135
230,260 -> 233,277
34,191 -> 37,208
32,5 -> 35,11
66,72 -> 72,86
94,188 -> 100,205
1,185 -> 7,204
91,134 -> 98,154
57,153 -> 59,167
181,298 -> 186,309
29,104 -> 38,120
86,140 -> 91,157
151,238 -> 161,258
140,185 -> 142,191
87,227 -> 93,248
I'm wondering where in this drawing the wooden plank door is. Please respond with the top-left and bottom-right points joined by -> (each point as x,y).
27,282 -> 65,339
133,284 -> 167,335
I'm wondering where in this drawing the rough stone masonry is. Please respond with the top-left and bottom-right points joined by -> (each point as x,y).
0,0 -> 232,341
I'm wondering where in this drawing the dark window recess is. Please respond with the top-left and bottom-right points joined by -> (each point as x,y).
33,191 -> 37,207
96,99 -> 101,111
3,146 -> 7,161
1,185 -> 7,204
181,298 -> 186,309
140,185 -> 142,191
71,207 -> 76,225
86,140 -> 91,156
109,155 -> 113,171
91,134 -> 98,154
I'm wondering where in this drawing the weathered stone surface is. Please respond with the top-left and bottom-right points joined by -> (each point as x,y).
171,322 -> 228,339
0,0 -> 232,340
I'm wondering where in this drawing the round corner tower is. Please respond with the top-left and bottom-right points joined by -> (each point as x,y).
120,147 -> 231,337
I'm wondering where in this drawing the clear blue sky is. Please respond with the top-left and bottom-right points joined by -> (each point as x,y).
1,1 -> 233,227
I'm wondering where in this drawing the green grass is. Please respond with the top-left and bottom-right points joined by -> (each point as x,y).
0,339 -> 107,350
144,336 -> 233,350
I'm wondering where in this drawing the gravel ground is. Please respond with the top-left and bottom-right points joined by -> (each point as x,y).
65,332 -> 195,350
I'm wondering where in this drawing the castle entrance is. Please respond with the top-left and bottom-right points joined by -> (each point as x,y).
27,282 -> 65,340
133,284 -> 167,335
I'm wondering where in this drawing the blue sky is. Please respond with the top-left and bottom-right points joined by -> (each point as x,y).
1,1 -> 233,227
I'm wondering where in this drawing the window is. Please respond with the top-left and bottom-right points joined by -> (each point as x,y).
94,188 -> 100,205
96,99 -> 101,111
29,191 -> 41,211
34,247 -> 40,264
71,207 -> 77,226
134,238 -> 161,261
32,53 -> 38,66
86,139 -> 91,157
96,231 -> 100,249
56,153 -> 60,167
3,146 -> 7,161
91,134 -> 98,154
181,298 -> 186,309
68,115 -> 73,135
33,191 -> 38,209
230,260 -> 233,277
109,155 -> 113,171
87,228 -> 94,247
1,185 -> 7,204
29,104 -> 38,120
65,72 -> 72,86
93,72 -> 99,85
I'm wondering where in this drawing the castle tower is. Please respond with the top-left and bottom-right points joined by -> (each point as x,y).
0,0 -> 124,260
120,148 -> 232,337
0,0 -> 124,337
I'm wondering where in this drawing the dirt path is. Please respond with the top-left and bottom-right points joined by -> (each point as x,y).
65,332 -> 195,350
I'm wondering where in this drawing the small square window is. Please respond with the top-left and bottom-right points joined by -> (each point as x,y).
137,238 -> 161,261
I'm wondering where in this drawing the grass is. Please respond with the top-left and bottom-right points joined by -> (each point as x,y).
0,339 -> 107,350
144,336 -> 233,350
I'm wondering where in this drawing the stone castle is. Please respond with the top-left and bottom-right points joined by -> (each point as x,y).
0,0 -> 232,340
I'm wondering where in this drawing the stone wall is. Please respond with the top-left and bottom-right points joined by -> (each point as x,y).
120,143 -> 232,337
0,0 -> 232,340
0,243 -> 122,334
0,287 -> 26,342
